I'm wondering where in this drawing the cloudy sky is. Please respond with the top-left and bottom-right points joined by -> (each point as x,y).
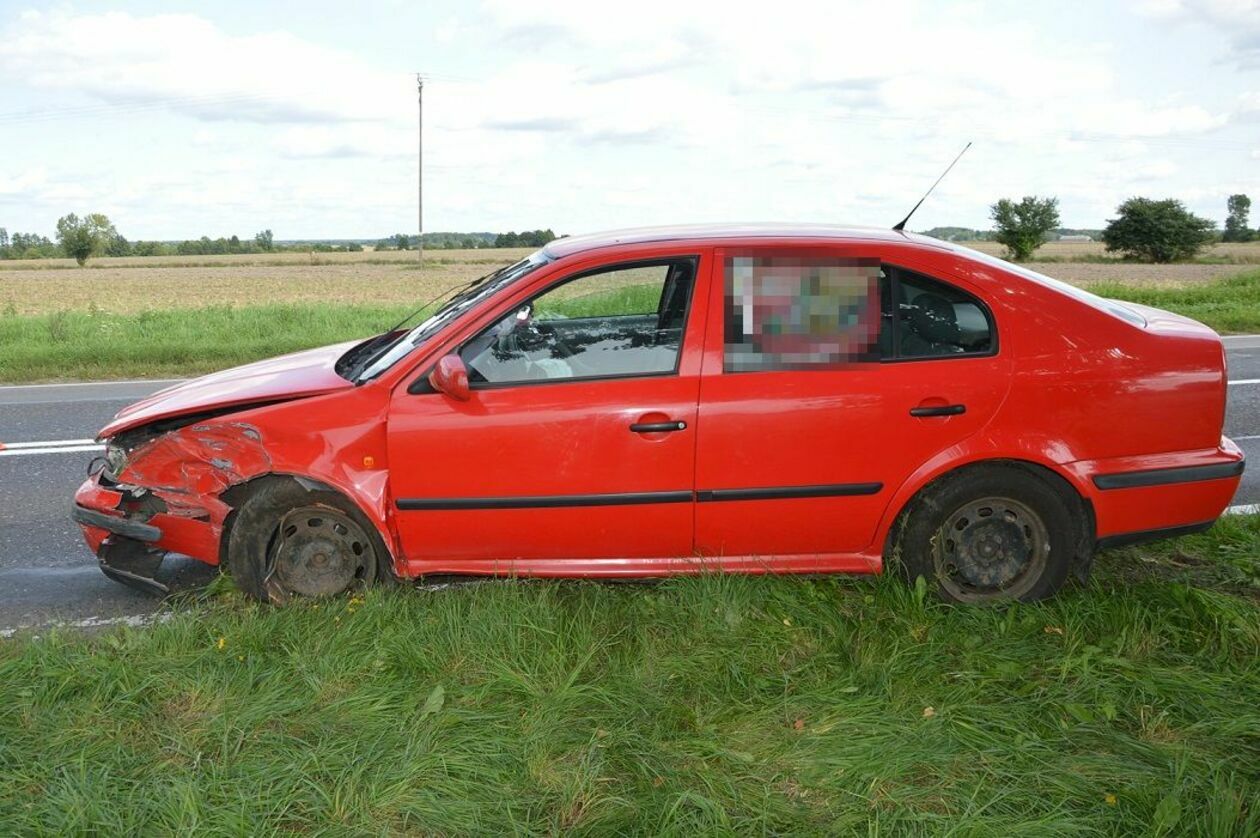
1,0 -> 1257,240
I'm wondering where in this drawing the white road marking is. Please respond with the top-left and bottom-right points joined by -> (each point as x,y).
1226,503 -> 1259,516
0,444 -> 104,457
1228,378 -> 1260,386
1,437 -> 97,448
1,612 -> 170,639
0,378 -> 183,391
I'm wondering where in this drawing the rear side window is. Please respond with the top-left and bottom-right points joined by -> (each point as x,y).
723,254 -> 994,371
885,267 -> 994,358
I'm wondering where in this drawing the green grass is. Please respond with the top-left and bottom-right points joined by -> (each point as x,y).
1,516 -> 1257,834
0,284 -> 666,382
1089,270 -> 1260,334
0,303 -> 412,382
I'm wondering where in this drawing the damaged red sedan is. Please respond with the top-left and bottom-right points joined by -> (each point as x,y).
73,225 -> 1245,603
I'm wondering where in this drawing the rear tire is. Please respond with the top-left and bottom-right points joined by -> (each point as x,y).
225,480 -> 388,603
891,465 -> 1077,603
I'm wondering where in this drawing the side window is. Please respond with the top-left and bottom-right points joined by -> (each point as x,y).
723,255 -> 882,372
461,259 -> 695,385
722,254 -> 994,371
890,267 -> 993,358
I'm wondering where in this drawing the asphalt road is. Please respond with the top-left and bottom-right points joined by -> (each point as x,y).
2,338 -> 1259,632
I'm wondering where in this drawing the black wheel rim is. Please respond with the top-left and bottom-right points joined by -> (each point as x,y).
267,506 -> 373,598
932,495 -> 1049,603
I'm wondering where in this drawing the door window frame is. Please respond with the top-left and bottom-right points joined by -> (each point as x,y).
880,263 -> 1000,364
408,254 -> 702,394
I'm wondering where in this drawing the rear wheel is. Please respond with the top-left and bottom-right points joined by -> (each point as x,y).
891,465 -> 1077,603
226,480 -> 386,603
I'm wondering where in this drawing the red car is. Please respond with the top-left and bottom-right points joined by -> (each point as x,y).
72,224 -> 1245,603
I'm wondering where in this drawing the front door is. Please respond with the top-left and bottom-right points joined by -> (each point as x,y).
387,253 -> 709,573
694,247 -> 1012,562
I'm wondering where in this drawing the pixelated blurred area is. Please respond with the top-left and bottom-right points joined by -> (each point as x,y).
724,255 -> 881,372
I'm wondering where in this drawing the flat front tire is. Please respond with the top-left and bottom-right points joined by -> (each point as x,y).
225,480 -> 387,603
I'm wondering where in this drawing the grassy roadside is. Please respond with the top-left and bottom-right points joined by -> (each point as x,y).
2,270 -> 1258,383
1088,270 -> 1260,335
0,302 -> 411,382
1,517 -> 1256,833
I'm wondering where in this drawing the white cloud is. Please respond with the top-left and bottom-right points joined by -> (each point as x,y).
0,2 -> 1256,237
1135,0 -> 1260,67
0,10 -> 408,125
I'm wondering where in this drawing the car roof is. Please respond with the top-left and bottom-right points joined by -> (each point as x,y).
541,223 -> 955,259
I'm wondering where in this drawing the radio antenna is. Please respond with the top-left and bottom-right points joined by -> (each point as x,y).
892,141 -> 971,232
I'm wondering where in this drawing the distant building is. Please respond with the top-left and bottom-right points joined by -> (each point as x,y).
1058,234 -> 1093,242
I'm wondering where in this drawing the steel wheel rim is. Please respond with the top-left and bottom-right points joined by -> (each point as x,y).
267,506 -> 372,598
932,495 -> 1049,603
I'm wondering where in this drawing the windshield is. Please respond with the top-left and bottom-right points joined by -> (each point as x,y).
356,250 -> 550,382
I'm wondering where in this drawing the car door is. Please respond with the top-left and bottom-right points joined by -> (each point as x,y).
693,245 -> 1012,561
386,252 -> 709,571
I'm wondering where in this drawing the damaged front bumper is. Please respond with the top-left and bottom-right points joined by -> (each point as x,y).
72,476 -> 223,595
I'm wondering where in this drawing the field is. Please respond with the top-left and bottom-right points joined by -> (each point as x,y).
963,239 -> 1260,266
0,514 -> 1256,833
2,244 -> 1260,382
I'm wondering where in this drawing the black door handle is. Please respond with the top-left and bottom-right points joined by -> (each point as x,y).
910,404 -> 966,417
630,420 -> 687,433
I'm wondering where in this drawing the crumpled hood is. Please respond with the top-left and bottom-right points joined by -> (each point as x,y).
99,340 -> 361,439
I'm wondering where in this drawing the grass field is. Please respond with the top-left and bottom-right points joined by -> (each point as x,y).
3,243 -> 1259,317
964,240 -> 1260,265
1,514 -> 1256,833
3,264 -> 1259,383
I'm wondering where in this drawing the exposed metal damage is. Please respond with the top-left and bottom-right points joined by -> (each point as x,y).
73,419 -> 274,595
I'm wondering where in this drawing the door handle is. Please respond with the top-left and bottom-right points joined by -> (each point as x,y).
910,404 -> 966,417
629,420 -> 687,433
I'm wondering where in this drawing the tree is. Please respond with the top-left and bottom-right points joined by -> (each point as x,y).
1223,194 -> 1254,243
254,229 -> 274,252
1101,198 -> 1216,263
392,233 -> 411,250
104,233 -> 131,257
989,196 -> 1060,260
55,212 -> 118,266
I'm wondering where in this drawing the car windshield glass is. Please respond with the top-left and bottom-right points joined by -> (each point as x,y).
355,250 -> 550,382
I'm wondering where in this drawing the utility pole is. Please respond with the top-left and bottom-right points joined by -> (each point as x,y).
423,74 -> 428,265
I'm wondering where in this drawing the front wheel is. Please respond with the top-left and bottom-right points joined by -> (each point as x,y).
891,465 -> 1079,603
226,480 -> 387,603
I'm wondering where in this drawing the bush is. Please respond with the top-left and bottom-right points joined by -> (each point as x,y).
1102,198 -> 1216,263
989,196 -> 1060,260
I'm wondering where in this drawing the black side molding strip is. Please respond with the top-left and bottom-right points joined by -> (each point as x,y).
396,491 -> 693,511
697,483 -> 883,502
1093,459 -> 1244,491
1096,520 -> 1215,550
397,482 -> 884,511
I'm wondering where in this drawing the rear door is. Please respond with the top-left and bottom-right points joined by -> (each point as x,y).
693,245 -> 1012,561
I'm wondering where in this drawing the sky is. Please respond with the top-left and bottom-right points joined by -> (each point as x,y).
0,0 -> 1257,241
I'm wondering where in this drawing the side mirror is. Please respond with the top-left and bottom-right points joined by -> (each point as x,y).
428,354 -> 471,401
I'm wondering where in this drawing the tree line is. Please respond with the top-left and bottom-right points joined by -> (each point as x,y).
373,230 -> 557,251
0,216 -> 560,264
986,193 -> 1255,262
0,218 -> 301,264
